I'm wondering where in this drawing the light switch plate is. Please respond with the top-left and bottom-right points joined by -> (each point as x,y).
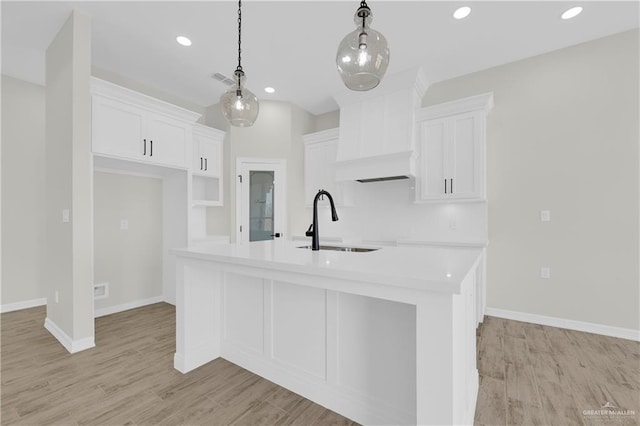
541,267 -> 551,279
540,210 -> 551,222
120,219 -> 128,230
62,209 -> 70,223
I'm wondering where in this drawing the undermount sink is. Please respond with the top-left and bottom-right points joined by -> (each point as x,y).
297,245 -> 379,253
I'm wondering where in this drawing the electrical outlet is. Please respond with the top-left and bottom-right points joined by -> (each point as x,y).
120,219 -> 128,230
62,209 -> 70,223
540,210 -> 551,222
540,267 -> 551,279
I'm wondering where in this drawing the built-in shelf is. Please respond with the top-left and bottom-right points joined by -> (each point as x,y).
192,175 -> 221,206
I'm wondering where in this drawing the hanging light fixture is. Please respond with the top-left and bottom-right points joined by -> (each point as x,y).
336,0 -> 390,91
220,0 -> 259,127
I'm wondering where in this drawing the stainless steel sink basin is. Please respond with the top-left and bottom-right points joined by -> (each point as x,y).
297,245 -> 379,252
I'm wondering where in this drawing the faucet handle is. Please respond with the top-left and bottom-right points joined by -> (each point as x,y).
305,223 -> 314,237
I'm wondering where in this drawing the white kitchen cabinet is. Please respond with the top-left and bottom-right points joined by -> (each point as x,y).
192,124 -> 224,178
416,93 -> 493,202
303,128 -> 353,207
91,78 -> 200,169
191,124 -> 224,207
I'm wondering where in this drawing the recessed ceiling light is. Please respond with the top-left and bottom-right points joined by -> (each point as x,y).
561,6 -> 583,20
176,36 -> 192,47
264,87 -> 275,94
453,6 -> 471,20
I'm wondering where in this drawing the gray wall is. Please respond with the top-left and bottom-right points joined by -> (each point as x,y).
422,29 -> 639,330
45,10 -> 94,341
93,172 -> 163,311
1,76 -> 46,306
204,100 -> 314,241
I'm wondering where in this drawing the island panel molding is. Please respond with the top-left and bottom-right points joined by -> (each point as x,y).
171,240 -> 482,425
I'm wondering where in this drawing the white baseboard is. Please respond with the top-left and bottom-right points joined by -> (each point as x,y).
94,295 -> 164,318
485,307 -> 640,342
1,297 -> 47,313
44,317 -> 95,353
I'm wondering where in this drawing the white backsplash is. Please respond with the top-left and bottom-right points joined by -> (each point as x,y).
306,178 -> 487,244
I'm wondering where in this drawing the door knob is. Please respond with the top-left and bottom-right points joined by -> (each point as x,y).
271,233 -> 282,238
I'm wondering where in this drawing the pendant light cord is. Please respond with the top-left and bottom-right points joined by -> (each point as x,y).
358,0 -> 370,32
236,0 -> 243,73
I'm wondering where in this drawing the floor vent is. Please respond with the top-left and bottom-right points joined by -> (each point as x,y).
94,282 -> 109,300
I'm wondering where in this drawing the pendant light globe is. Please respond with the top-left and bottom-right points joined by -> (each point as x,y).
336,2 -> 389,91
220,0 -> 259,127
220,70 -> 259,127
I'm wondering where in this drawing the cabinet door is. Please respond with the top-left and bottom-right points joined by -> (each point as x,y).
196,138 -> 222,177
449,111 -> 482,200
419,119 -> 447,200
92,96 -> 145,160
146,113 -> 189,168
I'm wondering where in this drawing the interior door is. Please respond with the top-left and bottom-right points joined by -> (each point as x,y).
237,159 -> 286,243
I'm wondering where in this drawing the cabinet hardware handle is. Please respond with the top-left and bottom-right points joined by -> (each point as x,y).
444,179 -> 447,194
149,140 -> 153,156
143,139 -> 147,156
205,158 -> 208,171
200,157 -> 203,170
450,178 -> 453,194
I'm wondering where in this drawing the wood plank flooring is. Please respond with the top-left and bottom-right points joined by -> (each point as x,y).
1,303 -> 638,425
1,304 -> 356,426
475,315 -> 640,425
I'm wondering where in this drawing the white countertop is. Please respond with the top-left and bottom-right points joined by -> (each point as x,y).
170,240 -> 482,294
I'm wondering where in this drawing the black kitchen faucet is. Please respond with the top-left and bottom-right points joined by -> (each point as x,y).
306,189 -> 339,251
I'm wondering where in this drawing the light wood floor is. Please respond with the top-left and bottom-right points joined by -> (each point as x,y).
1,303 -> 638,425
475,316 -> 639,425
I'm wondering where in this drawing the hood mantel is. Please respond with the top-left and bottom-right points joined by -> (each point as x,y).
333,67 -> 429,182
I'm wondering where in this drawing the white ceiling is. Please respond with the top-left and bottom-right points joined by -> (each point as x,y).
2,1 -> 638,115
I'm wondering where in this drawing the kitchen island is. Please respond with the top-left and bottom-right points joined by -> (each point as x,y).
170,240 -> 482,425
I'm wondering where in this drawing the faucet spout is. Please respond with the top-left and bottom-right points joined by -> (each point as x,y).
311,189 -> 339,251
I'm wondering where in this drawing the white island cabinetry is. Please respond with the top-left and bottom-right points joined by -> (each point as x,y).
171,240 -> 481,425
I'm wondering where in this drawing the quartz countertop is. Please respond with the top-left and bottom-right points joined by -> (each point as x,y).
170,239 -> 482,294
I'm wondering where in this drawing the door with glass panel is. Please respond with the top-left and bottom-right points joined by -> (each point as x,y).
237,159 -> 286,243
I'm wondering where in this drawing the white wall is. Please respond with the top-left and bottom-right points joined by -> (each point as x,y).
1,76 -> 46,307
93,172 -> 163,313
422,29 -> 639,331
44,10 -> 94,345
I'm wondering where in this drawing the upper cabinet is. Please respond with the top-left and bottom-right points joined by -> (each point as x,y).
91,78 -> 201,169
192,124 -> 224,177
303,128 -> 353,207
415,93 -> 494,203
191,124 -> 225,207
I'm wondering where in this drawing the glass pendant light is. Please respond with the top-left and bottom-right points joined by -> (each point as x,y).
220,0 -> 259,127
336,0 -> 390,91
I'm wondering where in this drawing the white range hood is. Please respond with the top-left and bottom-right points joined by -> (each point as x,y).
333,67 -> 429,182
